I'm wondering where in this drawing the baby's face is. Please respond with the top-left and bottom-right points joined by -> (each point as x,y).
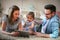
27,15 -> 34,22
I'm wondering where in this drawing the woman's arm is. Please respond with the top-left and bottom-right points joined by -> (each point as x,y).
18,22 -> 23,31
2,22 -> 19,36
2,22 -> 6,31
2,21 -> 12,35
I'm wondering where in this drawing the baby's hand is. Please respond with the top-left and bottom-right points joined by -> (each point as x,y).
29,26 -> 33,29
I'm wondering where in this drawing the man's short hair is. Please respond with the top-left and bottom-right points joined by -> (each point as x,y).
44,4 -> 56,12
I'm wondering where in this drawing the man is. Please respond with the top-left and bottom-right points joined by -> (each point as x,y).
36,4 -> 59,38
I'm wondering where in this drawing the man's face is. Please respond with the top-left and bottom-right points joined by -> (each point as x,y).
45,9 -> 52,19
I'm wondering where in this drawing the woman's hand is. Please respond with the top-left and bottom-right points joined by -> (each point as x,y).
2,31 -> 19,37
11,32 -> 19,37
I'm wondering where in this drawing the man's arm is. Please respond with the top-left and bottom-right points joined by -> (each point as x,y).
49,22 -> 59,38
36,32 -> 50,38
36,22 -> 59,38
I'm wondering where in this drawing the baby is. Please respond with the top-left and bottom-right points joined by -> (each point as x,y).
23,12 -> 36,34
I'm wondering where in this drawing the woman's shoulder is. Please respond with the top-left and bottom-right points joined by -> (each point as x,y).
2,15 -> 7,18
2,15 -> 8,21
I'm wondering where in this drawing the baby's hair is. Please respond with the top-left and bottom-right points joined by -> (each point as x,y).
27,12 -> 35,19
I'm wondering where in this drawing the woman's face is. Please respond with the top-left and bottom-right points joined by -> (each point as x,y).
13,10 -> 19,20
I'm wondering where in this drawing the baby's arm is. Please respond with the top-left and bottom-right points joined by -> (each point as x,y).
29,21 -> 34,29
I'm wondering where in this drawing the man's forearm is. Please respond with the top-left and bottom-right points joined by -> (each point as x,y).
40,33 -> 50,38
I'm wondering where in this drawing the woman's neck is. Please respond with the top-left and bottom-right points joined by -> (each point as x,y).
12,18 -> 16,22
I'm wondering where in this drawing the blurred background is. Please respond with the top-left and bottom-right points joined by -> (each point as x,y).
0,0 -> 60,24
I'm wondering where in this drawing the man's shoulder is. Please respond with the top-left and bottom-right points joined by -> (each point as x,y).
50,15 -> 58,22
42,18 -> 47,22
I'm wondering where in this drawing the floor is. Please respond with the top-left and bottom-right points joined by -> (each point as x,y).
0,25 -> 60,40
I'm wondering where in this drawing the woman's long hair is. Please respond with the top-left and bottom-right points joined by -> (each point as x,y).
8,5 -> 20,25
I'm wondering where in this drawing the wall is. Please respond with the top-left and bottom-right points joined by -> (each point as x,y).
1,0 -> 60,19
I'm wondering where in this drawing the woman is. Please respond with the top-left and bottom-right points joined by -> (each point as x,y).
2,5 -> 23,36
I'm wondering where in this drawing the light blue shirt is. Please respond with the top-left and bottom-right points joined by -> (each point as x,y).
41,19 -> 50,33
42,15 -> 59,38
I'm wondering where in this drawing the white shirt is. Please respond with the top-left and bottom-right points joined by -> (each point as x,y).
41,19 -> 50,33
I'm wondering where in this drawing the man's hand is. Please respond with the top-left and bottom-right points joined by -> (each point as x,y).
35,32 -> 50,38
